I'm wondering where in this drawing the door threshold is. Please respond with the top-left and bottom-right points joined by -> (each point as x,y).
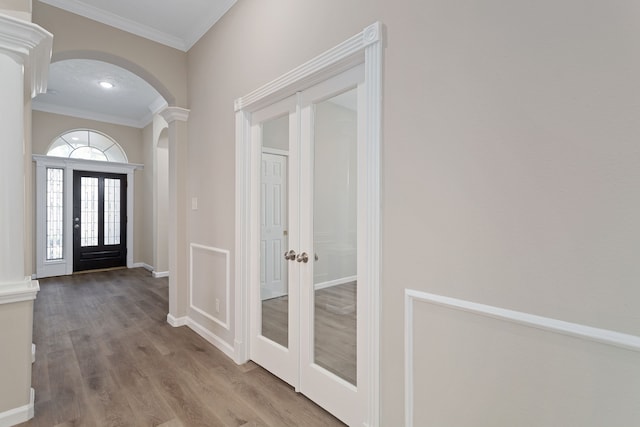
73,266 -> 127,275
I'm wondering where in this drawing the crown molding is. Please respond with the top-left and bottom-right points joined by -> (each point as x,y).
0,13 -> 53,98
38,0 -> 187,51
38,0 -> 237,52
159,106 -> 190,123
183,0 -> 236,51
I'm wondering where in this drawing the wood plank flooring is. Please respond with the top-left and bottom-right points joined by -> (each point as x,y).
261,282 -> 356,385
19,268 -> 345,427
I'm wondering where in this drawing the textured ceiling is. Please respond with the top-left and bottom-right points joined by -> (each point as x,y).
32,59 -> 165,128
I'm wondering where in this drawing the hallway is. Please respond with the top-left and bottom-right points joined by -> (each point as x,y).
20,268 -> 344,426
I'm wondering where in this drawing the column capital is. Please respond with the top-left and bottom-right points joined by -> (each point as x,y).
0,13 -> 53,98
159,106 -> 190,124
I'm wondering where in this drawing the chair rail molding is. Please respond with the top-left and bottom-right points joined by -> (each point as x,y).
404,289 -> 640,427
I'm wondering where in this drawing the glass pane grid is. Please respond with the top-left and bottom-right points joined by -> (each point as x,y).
104,178 -> 121,245
46,168 -> 64,260
81,177 -> 99,247
47,130 -> 128,163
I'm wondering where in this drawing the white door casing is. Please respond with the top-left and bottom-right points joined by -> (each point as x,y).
235,22 -> 383,427
33,155 -> 142,278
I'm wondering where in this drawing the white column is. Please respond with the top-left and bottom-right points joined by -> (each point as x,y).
0,12 -> 52,424
158,106 -> 190,324
0,13 -> 51,289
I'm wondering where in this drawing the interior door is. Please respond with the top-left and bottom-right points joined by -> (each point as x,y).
250,66 -> 366,426
73,170 -> 127,272
261,152 -> 288,300
298,66 -> 365,426
250,96 -> 300,387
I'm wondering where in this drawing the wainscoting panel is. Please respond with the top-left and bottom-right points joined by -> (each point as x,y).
190,244 -> 230,330
405,289 -> 640,427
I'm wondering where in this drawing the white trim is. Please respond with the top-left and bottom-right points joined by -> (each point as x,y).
37,0 -> 236,52
153,271 -> 169,279
133,262 -> 154,272
184,316 -> 236,360
261,147 -> 289,156
166,313 -> 188,327
404,289 -> 640,427
0,278 -> 39,305
189,243 -> 230,330
159,106 -> 190,124
37,0 -> 184,51
165,314 -> 236,360
314,275 -> 357,291
0,14 -> 53,98
235,21 -> 383,427
33,155 -> 142,278
234,22 -> 382,113
0,388 -> 35,427
234,108 -> 251,364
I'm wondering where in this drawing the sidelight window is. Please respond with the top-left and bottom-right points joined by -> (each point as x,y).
46,168 -> 64,260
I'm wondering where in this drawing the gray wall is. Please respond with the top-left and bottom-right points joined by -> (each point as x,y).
187,0 -> 640,425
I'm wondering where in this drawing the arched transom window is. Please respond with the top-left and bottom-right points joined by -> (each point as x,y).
47,129 -> 128,163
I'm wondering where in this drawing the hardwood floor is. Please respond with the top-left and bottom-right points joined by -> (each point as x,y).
261,282 -> 356,385
19,268 -> 345,427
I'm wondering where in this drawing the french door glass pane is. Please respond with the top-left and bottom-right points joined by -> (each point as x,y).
104,178 -> 121,245
313,88 -> 358,385
80,177 -> 99,247
46,168 -> 64,260
260,114 -> 290,348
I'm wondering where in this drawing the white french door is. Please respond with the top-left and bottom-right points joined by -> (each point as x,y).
249,66 -> 366,426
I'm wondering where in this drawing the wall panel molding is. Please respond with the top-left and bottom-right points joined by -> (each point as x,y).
189,243 -> 230,330
404,288 -> 640,427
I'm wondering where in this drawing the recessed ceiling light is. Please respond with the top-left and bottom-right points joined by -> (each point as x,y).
99,81 -> 114,89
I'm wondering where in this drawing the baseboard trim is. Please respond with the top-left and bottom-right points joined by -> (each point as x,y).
314,275 -> 358,291
132,262 -> 154,272
152,271 -> 169,278
185,317 -> 236,360
166,314 -> 188,327
0,388 -> 34,427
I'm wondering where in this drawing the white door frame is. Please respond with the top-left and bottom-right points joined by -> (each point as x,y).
33,154 -> 142,278
234,22 -> 382,426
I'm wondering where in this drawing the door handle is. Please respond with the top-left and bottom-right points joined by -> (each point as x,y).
296,252 -> 309,263
284,250 -> 296,260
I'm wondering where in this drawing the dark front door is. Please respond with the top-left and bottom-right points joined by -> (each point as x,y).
73,171 -> 127,272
